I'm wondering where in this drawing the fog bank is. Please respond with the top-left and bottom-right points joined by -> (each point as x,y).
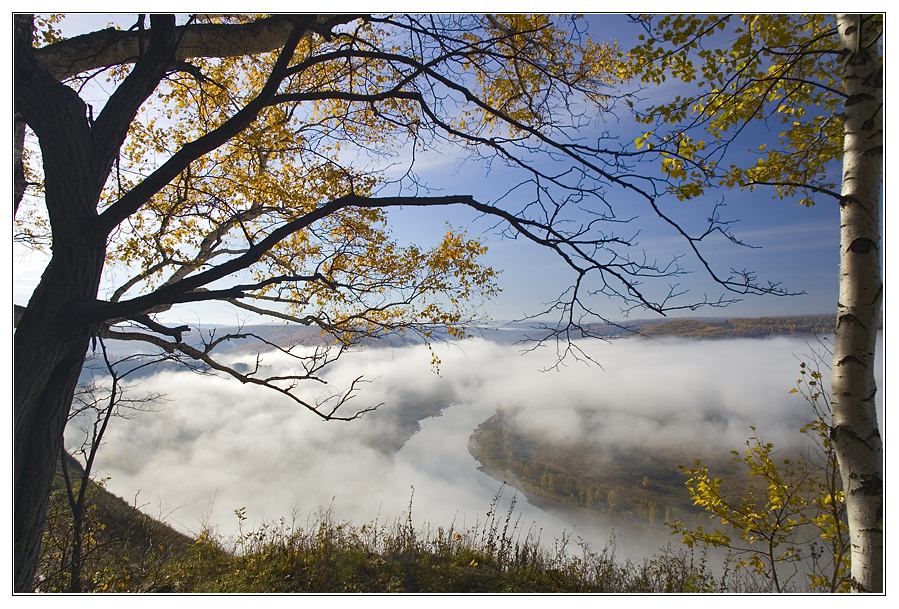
80,334 -> 883,558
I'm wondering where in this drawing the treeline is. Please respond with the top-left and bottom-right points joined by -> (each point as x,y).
635,314 -> 836,339
523,463 -> 679,528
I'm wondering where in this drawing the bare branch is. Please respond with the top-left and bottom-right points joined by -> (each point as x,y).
96,326 -> 376,421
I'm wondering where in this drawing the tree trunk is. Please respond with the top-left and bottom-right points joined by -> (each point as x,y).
59,452 -> 84,592
15,17 -> 117,588
14,115 -> 107,590
14,242 -> 105,591
13,21 -> 335,590
832,14 -> 883,594
13,15 -> 32,216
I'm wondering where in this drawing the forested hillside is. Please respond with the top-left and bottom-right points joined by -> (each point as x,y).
469,411 -> 746,529
631,315 -> 836,339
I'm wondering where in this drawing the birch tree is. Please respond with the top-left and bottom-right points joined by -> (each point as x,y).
621,13 -> 883,592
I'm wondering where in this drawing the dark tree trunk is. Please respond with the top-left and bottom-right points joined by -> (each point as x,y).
14,240 -> 105,591
14,15 -> 181,591
13,15 -> 32,216
15,15 -> 114,589
14,59 -> 108,590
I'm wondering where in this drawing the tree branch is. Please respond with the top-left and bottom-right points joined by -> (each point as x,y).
90,15 -> 178,187
33,15 -> 362,80
91,194 -> 477,321
96,326 -> 377,421
97,16 -> 314,233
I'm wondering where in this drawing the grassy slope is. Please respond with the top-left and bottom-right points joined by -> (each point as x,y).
37,454 -> 194,592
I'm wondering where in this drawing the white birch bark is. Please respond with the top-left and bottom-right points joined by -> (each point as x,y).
832,13 -> 883,593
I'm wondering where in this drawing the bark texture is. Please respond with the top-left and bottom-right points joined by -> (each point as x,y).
14,16 -> 32,214
832,14 -> 883,594
14,260 -> 102,592
13,70 -> 110,593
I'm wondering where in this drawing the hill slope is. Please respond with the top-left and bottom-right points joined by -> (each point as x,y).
37,454 -> 194,592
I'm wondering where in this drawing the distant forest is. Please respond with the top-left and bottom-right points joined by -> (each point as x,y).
615,314 -> 837,339
469,411 -> 752,530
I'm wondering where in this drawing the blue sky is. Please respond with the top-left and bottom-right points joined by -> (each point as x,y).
379,132 -> 843,321
373,13 -> 848,321
11,13 -> 868,325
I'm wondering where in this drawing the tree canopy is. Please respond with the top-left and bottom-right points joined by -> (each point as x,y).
15,15 -> 783,415
619,14 -> 871,205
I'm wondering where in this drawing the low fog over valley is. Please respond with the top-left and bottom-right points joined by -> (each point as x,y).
72,327 -> 883,561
